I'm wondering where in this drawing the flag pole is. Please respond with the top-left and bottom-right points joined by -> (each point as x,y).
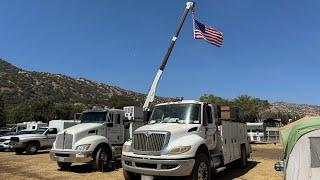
143,2 -> 195,115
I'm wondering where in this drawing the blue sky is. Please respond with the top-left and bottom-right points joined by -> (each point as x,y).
0,0 -> 319,105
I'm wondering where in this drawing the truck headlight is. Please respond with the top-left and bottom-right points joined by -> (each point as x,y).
167,146 -> 191,155
75,144 -> 91,151
122,144 -> 131,152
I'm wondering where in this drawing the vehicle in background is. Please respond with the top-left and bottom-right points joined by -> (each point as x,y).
16,121 -> 48,131
10,120 -> 78,155
0,129 -> 14,136
10,127 -> 56,154
122,100 -> 251,180
50,106 -> 144,172
246,122 -> 266,143
0,130 -> 36,151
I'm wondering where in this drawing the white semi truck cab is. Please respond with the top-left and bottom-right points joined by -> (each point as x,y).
122,100 -> 250,180
50,107 -> 144,171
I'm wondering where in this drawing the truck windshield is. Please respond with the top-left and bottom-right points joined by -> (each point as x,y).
81,112 -> 107,123
149,104 -> 201,124
35,128 -> 48,134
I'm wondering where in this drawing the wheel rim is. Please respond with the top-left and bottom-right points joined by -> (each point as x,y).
30,145 -> 37,153
99,151 -> 108,170
197,162 -> 208,180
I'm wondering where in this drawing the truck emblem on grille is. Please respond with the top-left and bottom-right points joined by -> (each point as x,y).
145,131 -> 151,137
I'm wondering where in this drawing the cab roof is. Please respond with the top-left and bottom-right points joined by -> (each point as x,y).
155,100 -> 203,106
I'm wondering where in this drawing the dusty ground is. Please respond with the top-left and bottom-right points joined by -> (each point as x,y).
0,144 -> 283,180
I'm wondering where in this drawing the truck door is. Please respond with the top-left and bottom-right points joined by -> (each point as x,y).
45,128 -> 57,147
203,104 -> 216,150
107,113 -> 124,144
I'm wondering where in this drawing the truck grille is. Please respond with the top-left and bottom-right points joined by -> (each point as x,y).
133,131 -> 169,155
55,133 -> 73,149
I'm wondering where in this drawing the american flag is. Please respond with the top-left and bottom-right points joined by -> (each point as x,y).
193,19 -> 223,47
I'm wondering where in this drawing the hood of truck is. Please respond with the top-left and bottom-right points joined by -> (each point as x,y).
57,123 -> 103,148
11,134 -> 46,141
0,135 -> 14,140
135,123 -> 201,143
61,123 -> 102,135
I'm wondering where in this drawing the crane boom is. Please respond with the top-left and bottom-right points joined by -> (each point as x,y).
143,1 -> 195,112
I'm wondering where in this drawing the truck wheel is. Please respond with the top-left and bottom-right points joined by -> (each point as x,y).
92,147 -> 109,172
14,148 -> 24,155
238,145 -> 247,168
26,142 -> 39,155
123,169 -> 140,180
57,162 -> 72,170
188,153 -> 211,180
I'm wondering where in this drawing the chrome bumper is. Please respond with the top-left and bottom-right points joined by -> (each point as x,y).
50,149 -> 92,163
122,155 -> 195,177
9,142 -> 26,149
0,143 -> 10,150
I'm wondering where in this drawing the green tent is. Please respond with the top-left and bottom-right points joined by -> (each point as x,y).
280,116 -> 320,161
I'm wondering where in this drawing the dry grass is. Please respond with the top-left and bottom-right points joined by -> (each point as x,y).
215,143 -> 284,180
0,144 -> 283,180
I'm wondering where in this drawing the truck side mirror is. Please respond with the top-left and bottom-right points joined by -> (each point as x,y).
144,111 -> 152,122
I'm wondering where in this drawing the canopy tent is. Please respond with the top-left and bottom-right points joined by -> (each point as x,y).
280,116 -> 320,180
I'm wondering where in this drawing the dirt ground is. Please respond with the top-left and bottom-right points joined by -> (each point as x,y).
0,144 -> 283,180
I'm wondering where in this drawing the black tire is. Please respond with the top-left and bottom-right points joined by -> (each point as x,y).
57,162 -> 72,170
92,147 -> 110,172
123,169 -> 140,180
187,153 -> 211,180
25,142 -> 39,155
14,148 -> 24,155
238,145 -> 247,168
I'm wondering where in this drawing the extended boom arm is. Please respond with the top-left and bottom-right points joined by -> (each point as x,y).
143,1 -> 195,112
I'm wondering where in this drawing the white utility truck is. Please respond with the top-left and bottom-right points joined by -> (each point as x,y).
120,2 -> 251,179
49,107 -> 144,171
122,100 -> 250,180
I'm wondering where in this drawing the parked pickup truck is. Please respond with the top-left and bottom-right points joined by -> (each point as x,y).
10,127 -> 58,154
0,130 -> 35,151
10,120 -> 78,155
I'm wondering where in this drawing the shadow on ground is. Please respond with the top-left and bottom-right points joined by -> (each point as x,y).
15,150 -> 50,155
214,160 -> 260,180
150,160 -> 260,180
58,161 -> 122,173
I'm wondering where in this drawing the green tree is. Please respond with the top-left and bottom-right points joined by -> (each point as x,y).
107,95 -> 140,109
0,93 -> 5,127
199,94 -> 230,106
54,103 -> 85,120
199,94 -> 270,122
29,101 -> 56,123
232,95 -> 270,122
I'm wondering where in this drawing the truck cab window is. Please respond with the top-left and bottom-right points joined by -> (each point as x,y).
81,112 -> 107,123
203,104 -> 212,126
206,106 -> 213,124
48,128 -> 57,134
